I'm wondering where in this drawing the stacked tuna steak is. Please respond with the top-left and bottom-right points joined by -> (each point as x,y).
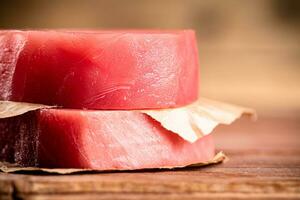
0,30 -> 215,170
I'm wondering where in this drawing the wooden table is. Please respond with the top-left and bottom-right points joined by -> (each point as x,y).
0,115 -> 299,200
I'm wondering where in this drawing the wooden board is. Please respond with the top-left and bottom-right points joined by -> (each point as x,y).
0,115 -> 299,200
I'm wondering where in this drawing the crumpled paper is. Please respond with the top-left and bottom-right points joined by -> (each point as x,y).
144,98 -> 255,142
0,101 -> 54,118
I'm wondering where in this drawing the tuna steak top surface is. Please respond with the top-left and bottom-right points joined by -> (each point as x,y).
0,30 -> 199,109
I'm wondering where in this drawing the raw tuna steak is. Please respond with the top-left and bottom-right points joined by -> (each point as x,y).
0,30 -> 199,109
0,109 -> 214,170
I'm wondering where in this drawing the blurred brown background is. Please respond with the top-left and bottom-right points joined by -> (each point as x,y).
1,0 -> 299,115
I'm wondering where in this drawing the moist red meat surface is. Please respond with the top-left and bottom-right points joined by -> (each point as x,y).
0,30 -> 199,109
0,109 -> 215,170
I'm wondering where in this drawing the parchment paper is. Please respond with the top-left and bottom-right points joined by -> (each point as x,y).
0,99 -> 255,143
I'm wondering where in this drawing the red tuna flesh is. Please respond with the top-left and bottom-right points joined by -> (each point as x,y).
0,30 -> 199,109
0,109 -> 214,170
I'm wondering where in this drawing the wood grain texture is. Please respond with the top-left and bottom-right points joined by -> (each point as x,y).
0,115 -> 299,200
